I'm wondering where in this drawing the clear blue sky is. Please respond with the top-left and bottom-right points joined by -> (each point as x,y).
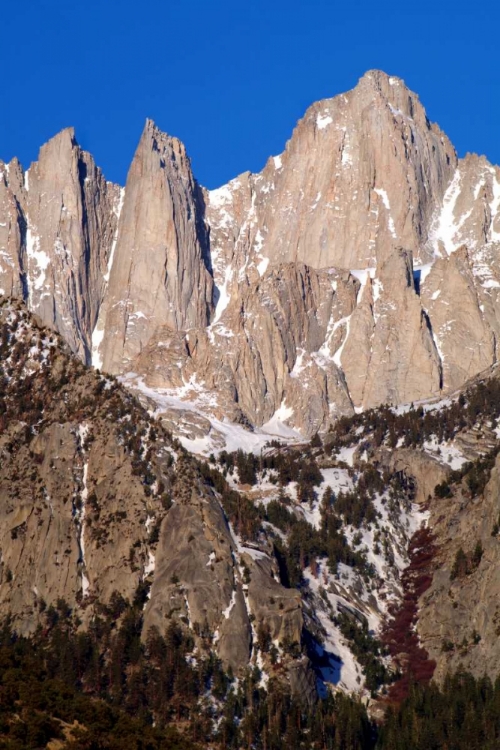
1,0 -> 498,189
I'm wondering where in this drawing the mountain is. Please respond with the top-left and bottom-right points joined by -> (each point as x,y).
2,71 -> 500,746
1,70 -> 500,445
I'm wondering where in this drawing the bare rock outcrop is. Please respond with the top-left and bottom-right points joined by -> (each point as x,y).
143,482 -> 252,672
115,72 -> 500,433
97,120 -> 214,373
131,262 -> 358,435
0,158 -> 26,299
341,249 -> 442,409
386,447 -> 450,505
24,128 -> 120,362
418,453 -> 500,681
207,70 -> 456,277
420,247 -> 496,391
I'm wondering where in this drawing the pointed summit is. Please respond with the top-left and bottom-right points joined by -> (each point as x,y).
348,69 -> 427,123
97,118 -> 214,372
36,126 -> 78,167
233,65 -> 457,272
136,118 -> 193,178
358,68 -> 404,85
1,72 -> 498,444
21,122 -> 119,362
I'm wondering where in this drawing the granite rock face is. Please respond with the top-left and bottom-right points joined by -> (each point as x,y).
0,158 -> 26,300
418,452 -> 500,682
205,70 -> 455,275
340,248 -> 442,409
130,262 -> 357,435
96,120 -> 214,373
2,71 -> 500,437
0,129 -> 119,363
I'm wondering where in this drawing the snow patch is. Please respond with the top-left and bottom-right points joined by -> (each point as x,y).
212,266 -> 233,325
429,169 -> 472,256
77,424 -> 90,597
489,168 -> 500,243
222,589 -> 237,619
91,187 -> 125,368
317,113 -> 333,130
374,188 -> 397,238
335,445 -> 356,467
104,187 -> 125,284
144,550 -> 155,577
332,316 -> 351,368
261,401 -> 302,439
257,257 -> 269,276
26,228 -> 50,292
414,262 -> 433,289
209,184 -> 234,208
423,437 -> 468,470
91,327 -> 105,370
121,373 -> 303,456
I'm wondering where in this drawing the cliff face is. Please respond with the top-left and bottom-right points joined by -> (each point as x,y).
206,70 -> 456,277
0,130 -> 120,364
95,120 -> 214,373
200,72 -> 500,428
1,70 -> 500,439
418,451 -> 500,682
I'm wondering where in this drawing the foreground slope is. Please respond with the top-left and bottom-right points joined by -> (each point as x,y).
4,297 -> 500,687
0,298 -> 314,696
2,297 -> 500,749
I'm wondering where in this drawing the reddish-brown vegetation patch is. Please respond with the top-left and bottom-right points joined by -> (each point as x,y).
381,525 -> 437,702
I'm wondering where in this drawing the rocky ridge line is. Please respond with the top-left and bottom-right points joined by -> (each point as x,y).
1,70 -> 500,442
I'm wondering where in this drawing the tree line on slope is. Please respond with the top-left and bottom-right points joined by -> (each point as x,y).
327,378 -> 500,453
199,459 -> 396,587
0,603 -> 499,749
0,597 -> 374,750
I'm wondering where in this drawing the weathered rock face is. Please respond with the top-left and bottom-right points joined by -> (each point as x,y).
206,69 -> 456,276
2,70 -> 500,438
131,262 -> 358,434
427,153 -> 500,258
200,73 -> 500,429
420,247 -> 497,391
385,448 -> 450,505
0,304 -> 167,631
95,120 -> 214,373
0,131 -> 120,363
245,552 -> 303,645
0,158 -> 26,299
5,297 -> 500,699
24,128 -> 120,362
418,452 -> 500,682
143,484 -> 253,673
0,421 -> 82,627
341,249 -> 442,409
118,72 -> 500,433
